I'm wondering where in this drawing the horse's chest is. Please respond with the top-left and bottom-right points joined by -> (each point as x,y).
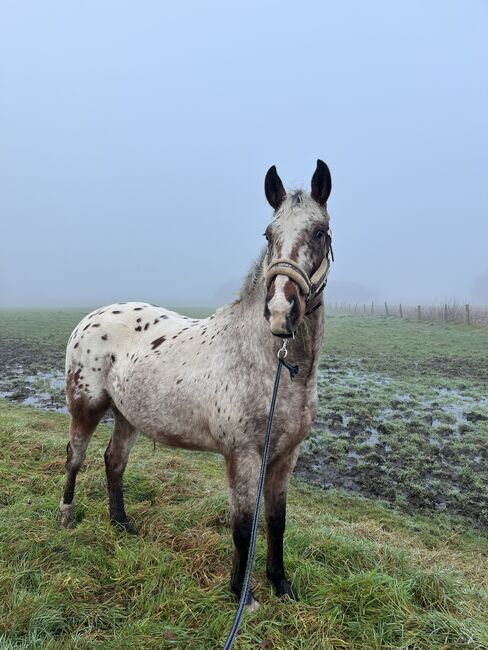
248,380 -> 317,454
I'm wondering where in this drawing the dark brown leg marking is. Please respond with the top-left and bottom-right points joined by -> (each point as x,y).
104,407 -> 138,534
230,513 -> 256,605
265,496 -> 296,598
226,452 -> 260,608
264,450 -> 299,599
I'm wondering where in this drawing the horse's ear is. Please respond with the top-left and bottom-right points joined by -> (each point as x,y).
311,159 -> 332,207
265,165 -> 286,210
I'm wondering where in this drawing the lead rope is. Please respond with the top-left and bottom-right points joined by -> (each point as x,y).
223,339 -> 298,650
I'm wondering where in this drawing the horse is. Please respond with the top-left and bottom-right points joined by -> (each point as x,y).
60,159 -> 333,609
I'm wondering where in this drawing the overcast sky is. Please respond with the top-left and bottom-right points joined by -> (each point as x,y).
1,0 -> 487,308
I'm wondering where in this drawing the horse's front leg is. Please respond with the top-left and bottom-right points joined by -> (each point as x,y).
225,449 -> 261,610
264,445 -> 300,599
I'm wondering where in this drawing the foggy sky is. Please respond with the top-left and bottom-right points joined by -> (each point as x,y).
1,0 -> 487,308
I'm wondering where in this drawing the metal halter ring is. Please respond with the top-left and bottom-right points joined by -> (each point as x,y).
277,339 -> 288,359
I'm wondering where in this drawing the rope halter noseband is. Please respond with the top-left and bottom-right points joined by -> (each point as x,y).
264,229 -> 333,304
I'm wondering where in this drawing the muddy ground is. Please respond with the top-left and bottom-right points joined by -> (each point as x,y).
297,357 -> 488,527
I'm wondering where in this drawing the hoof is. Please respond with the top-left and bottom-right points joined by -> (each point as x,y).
246,594 -> 260,612
59,500 -> 76,529
233,588 -> 259,611
274,579 -> 298,600
111,518 -> 138,535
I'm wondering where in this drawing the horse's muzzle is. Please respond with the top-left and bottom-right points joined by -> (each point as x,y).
265,286 -> 303,337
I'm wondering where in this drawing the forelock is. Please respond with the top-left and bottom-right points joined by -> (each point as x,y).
272,190 -> 325,227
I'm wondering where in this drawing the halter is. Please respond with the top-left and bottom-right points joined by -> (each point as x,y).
264,230 -> 334,305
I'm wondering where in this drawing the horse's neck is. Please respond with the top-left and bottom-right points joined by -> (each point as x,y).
229,279 -> 324,380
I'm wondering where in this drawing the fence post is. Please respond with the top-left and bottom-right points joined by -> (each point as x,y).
465,304 -> 470,325
444,304 -> 448,323
399,304 -> 403,319
417,305 -> 421,321
384,301 -> 389,316
363,303 -> 366,314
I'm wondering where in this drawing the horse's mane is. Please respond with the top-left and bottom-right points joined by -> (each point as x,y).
238,248 -> 266,301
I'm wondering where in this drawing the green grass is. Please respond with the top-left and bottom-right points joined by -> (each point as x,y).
0,401 -> 487,649
324,314 -> 488,381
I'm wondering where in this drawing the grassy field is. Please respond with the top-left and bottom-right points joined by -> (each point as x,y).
0,309 -> 487,647
0,401 -> 487,649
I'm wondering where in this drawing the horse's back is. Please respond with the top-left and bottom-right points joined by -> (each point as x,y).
65,302 -> 200,415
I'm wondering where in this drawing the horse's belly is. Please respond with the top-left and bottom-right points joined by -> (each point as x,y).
108,359 -> 220,453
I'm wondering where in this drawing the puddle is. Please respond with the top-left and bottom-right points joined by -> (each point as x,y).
318,365 -> 488,439
365,428 -> 379,445
0,369 -> 67,412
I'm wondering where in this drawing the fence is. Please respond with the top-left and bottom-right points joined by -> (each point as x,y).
325,302 -> 488,325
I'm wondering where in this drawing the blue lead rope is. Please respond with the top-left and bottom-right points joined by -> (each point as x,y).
222,344 -> 298,650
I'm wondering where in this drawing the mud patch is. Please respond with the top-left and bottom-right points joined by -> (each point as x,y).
294,363 -> 488,527
0,367 -> 67,411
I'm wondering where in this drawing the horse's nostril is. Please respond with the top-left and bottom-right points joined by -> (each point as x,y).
288,296 -> 300,322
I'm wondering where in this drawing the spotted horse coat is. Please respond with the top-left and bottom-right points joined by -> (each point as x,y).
60,159 -> 333,609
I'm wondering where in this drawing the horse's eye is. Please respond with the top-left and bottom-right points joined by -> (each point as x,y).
263,231 -> 271,243
315,228 -> 325,240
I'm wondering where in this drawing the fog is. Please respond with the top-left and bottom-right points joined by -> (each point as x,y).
1,1 -> 487,309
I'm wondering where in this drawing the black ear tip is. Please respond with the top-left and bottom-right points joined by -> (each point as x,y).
311,159 -> 332,205
265,164 -> 286,210
315,159 -> 331,179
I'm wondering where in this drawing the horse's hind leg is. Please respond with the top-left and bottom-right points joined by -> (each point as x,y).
104,407 -> 138,533
60,402 -> 107,528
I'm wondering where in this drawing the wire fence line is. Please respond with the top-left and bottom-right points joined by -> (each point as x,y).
325,302 -> 488,325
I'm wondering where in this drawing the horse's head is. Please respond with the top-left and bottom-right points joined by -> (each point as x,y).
263,160 -> 333,337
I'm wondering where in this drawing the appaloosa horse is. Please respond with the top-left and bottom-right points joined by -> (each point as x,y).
60,160 -> 333,608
